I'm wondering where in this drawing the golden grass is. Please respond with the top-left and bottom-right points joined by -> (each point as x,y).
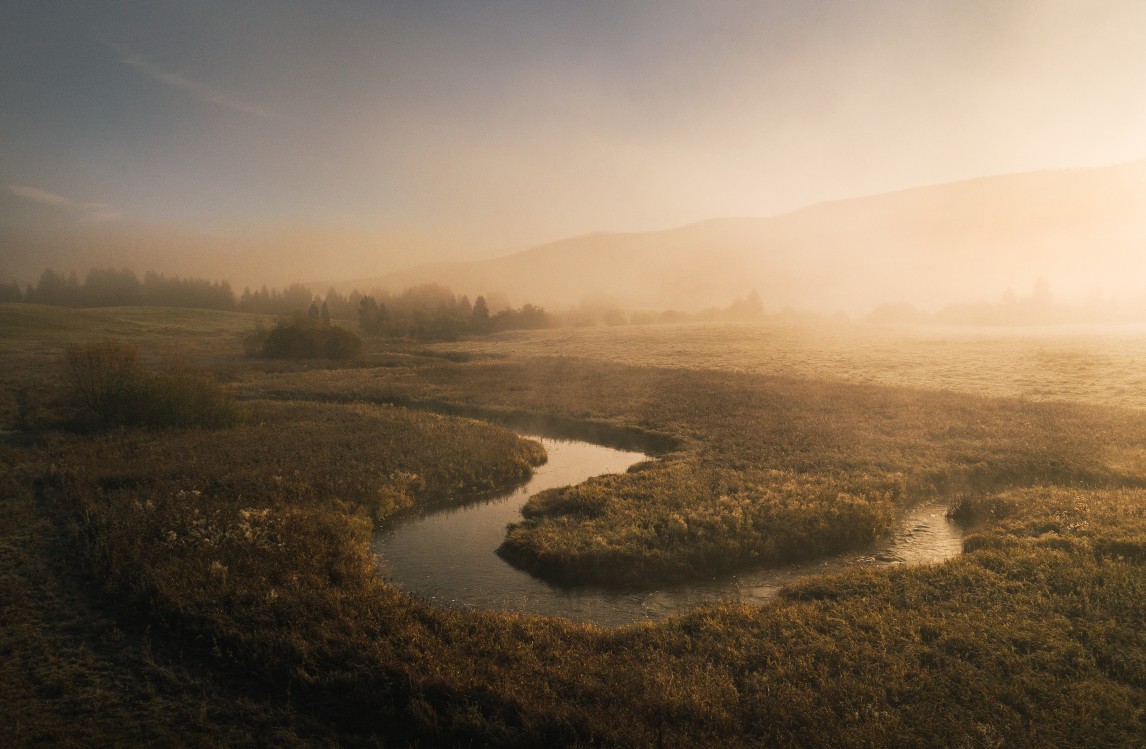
19,415 -> 1146,746
240,355 -> 1146,584
430,320 -> 1146,411
2,305 -> 1145,746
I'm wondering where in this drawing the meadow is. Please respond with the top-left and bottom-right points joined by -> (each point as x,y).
433,319 -> 1146,411
2,303 -> 1145,747
239,352 -> 1146,586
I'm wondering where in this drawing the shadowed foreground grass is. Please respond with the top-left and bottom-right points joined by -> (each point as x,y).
8,411 -> 1146,746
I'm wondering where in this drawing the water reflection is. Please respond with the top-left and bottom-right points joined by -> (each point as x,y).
372,435 -> 965,627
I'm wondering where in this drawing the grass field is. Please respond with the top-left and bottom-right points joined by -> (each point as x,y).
238,352 -> 1146,585
433,320 -> 1146,411
3,303 -> 1145,746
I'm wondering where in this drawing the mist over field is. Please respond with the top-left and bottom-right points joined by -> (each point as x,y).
366,160 -> 1146,315
3,1 -> 1146,316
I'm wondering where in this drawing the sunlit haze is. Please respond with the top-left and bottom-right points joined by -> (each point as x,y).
9,5 -> 1146,743
3,1 -> 1145,311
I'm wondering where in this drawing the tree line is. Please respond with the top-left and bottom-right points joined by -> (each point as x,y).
7,267 -> 554,340
6,266 -> 773,337
354,283 -> 550,339
6,268 -> 234,309
865,280 -> 1135,326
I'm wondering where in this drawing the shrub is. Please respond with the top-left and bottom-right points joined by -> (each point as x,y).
139,360 -> 245,428
250,318 -> 362,359
64,338 -> 142,419
63,339 -> 242,429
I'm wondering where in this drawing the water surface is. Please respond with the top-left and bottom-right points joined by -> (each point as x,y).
372,435 -> 965,627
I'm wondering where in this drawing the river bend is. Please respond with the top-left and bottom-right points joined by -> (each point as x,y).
371,435 -> 965,627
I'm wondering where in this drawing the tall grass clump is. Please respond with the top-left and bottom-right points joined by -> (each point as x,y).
63,339 -> 242,429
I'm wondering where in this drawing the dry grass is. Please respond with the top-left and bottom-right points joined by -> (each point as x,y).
430,319 -> 1146,411
3,304 -> 1145,746
241,355 -> 1146,585
18,415 -> 1146,747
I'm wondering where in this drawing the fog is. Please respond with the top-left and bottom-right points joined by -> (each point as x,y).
3,1 -> 1146,314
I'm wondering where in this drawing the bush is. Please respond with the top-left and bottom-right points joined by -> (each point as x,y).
250,318 -> 362,359
63,339 -> 242,429
64,338 -> 141,419
139,361 -> 245,428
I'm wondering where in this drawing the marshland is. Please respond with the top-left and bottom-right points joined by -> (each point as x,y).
3,302 -> 1145,747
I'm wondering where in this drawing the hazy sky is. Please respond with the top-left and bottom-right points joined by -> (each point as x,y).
3,0 -> 1146,286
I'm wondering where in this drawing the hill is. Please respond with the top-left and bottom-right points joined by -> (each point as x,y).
360,160 -> 1146,313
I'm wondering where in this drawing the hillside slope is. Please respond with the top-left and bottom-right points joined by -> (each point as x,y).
364,160 -> 1146,313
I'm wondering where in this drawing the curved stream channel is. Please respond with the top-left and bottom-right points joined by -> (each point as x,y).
372,434 -> 966,628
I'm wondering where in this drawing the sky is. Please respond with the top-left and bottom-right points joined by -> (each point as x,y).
3,0 -> 1146,289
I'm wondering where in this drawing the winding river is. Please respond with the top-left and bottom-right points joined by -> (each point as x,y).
372,434 -> 966,627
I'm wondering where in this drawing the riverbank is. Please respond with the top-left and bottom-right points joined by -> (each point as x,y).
246,355 -> 1146,586
374,435 -> 651,623
375,427 -> 964,625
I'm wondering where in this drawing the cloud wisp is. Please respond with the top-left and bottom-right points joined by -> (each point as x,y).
8,185 -> 122,222
113,45 -> 270,118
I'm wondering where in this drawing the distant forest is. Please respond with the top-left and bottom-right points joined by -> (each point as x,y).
4,268 -> 235,310
866,280 -> 1131,327
3,267 -> 561,340
3,267 -> 769,339
0,266 -> 567,340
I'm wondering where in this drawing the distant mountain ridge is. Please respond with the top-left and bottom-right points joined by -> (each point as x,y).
348,160 -> 1146,314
